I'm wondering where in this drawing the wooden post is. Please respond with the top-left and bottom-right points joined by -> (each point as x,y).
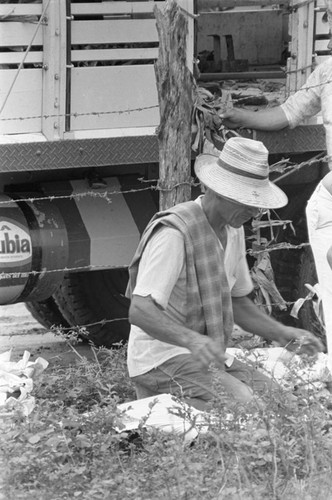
286,0 -> 315,96
154,0 -> 194,211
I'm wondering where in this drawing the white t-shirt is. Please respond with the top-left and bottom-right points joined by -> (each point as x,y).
281,57 -> 332,167
127,199 -> 253,377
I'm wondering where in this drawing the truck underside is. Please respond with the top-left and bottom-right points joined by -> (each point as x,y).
0,0 -> 329,346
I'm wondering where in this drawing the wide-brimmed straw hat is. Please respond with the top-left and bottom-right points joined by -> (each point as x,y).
194,137 -> 288,209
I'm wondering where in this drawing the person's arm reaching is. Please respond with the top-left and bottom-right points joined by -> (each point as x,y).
220,106 -> 289,131
327,245 -> 332,270
129,294 -> 226,370
232,295 -> 324,355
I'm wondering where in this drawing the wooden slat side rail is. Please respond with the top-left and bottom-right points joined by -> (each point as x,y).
197,0 -> 290,9
0,69 -> 42,134
71,19 -> 159,45
0,23 -> 43,47
70,65 -> 159,131
0,4 -> 42,16
71,48 -> 158,62
0,52 -> 43,65
71,1 -> 165,16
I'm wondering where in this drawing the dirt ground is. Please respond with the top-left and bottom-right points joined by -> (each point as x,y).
0,303 -> 96,366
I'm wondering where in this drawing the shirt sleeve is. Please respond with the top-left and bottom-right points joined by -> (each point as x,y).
280,65 -> 322,128
230,227 -> 254,297
231,255 -> 253,297
132,226 -> 185,309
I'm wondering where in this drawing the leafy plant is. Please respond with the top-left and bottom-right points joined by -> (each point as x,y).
1,342 -> 332,500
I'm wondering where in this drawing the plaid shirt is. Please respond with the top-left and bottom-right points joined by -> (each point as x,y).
126,201 -> 234,348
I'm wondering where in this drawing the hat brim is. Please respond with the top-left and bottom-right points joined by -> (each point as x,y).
195,154 -> 288,209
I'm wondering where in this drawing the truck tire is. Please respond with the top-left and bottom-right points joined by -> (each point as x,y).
25,298 -> 70,330
53,268 -> 130,348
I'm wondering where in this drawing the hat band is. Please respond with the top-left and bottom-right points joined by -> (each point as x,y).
217,158 -> 269,180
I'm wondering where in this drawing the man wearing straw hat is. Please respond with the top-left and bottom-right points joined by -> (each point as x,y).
126,137 -> 323,410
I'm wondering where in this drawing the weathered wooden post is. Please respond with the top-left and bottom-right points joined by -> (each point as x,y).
154,0 -> 194,211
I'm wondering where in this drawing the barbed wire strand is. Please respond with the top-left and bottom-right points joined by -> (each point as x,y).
0,151 -> 325,207
2,74 -> 332,123
48,294 -> 305,335
0,105 -> 160,122
0,179 -> 198,206
0,240 -> 311,283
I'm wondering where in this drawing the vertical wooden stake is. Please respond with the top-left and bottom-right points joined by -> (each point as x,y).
154,0 -> 194,211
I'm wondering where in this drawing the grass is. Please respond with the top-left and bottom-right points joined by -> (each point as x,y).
1,342 -> 332,500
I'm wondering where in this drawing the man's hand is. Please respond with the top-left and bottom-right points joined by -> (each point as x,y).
189,336 -> 226,371
278,326 -> 324,356
219,108 -> 245,129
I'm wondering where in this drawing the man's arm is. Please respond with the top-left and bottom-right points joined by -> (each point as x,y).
129,294 -> 226,370
232,295 -> 324,355
221,62 -> 323,132
327,245 -> 332,270
220,106 -> 289,131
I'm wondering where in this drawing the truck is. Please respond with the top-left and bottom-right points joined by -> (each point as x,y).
0,0 -> 329,347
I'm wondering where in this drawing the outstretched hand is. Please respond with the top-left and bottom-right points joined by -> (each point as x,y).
278,326 -> 324,356
219,108 -> 246,129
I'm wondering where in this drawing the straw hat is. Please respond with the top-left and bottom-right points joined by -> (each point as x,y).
194,137 -> 288,209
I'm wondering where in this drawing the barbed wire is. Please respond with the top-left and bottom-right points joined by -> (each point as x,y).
0,179 -> 197,206
46,293 -> 315,335
0,262 -> 127,280
0,150 -> 325,208
0,185 -> 157,206
50,317 -> 129,334
0,237 -> 311,282
45,292 -> 311,335
0,105 -> 160,122
1,72 -> 332,124
2,73 -> 332,123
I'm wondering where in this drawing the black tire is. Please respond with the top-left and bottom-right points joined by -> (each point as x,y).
293,246 -> 327,349
25,297 -> 70,330
53,268 -> 130,348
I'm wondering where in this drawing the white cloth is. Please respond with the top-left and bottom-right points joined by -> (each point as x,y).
0,350 -> 48,417
281,56 -> 332,167
227,347 -> 331,389
127,198 -> 253,377
306,182 -> 332,374
115,393 -> 209,444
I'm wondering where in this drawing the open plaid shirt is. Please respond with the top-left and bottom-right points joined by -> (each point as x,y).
126,201 -> 234,350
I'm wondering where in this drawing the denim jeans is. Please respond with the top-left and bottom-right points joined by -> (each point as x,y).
131,353 -> 280,411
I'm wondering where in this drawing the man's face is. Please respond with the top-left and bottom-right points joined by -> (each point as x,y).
213,192 -> 265,228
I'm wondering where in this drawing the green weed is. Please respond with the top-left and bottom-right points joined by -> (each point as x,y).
1,344 -> 332,500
